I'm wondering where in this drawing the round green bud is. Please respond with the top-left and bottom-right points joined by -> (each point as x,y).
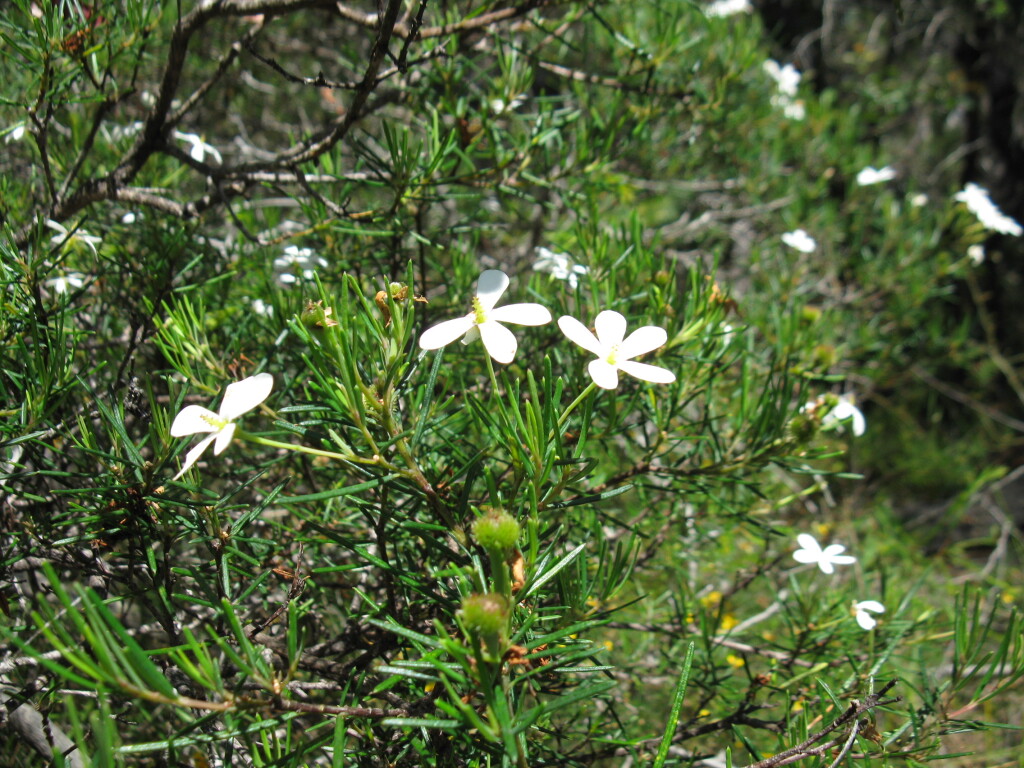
472,510 -> 520,553
459,592 -> 508,636
788,411 -> 818,445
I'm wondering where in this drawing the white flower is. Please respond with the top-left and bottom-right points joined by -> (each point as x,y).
5,123 -> 26,143
763,60 -> 801,97
793,533 -> 856,574
954,183 -> 1023,236
173,130 -> 223,165
44,273 -> 87,295
705,0 -> 753,17
533,247 -> 588,289
781,229 -> 816,253
856,166 -> 897,186
822,394 -> 866,437
418,269 -> 552,364
251,298 -> 274,317
967,244 -> 985,266
558,310 -> 676,390
274,245 -> 327,286
170,373 -> 273,479
489,96 -> 524,115
852,600 -> 885,630
909,193 -> 929,207
46,219 -> 102,255
781,99 -> 806,120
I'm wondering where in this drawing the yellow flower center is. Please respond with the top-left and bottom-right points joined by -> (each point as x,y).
471,296 -> 488,324
203,412 -> 228,430
604,344 -> 621,366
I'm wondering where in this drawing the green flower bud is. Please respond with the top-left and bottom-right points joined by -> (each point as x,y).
472,510 -> 520,554
787,411 -> 818,445
460,592 -> 508,637
301,300 -> 338,330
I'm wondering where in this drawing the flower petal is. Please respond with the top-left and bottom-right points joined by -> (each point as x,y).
795,534 -> 822,556
478,320 -> 518,363
593,311 -> 627,346
817,560 -> 836,575
220,373 -> 273,421
419,315 -> 475,350
618,360 -> 676,384
170,405 -> 220,437
793,550 -> 819,565
821,544 -> 854,563
489,303 -> 552,326
558,316 -> 605,356
587,359 -> 620,390
855,600 -> 885,613
213,421 -> 237,454
856,612 -> 877,630
475,270 -> 509,312
619,325 -> 669,360
174,432 -> 218,480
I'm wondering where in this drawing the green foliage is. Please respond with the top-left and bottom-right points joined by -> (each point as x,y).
2,1 -> 1022,766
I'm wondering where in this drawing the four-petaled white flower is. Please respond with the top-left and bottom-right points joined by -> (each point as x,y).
781,229 -> 816,253
954,183 -> 1023,236
173,130 -> 223,165
533,247 -> 588,289
793,533 -> 856,574
852,600 -> 885,630
856,166 -> 897,186
44,273 -> 87,295
558,310 -> 676,390
170,373 -> 273,479
706,0 -> 753,17
419,269 -> 552,364
46,219 -> 102,256
822,394 -> 866,437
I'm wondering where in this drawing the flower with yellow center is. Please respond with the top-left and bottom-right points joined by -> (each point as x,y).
170,373 -> 273,479
557,310 -> 675,390
418,269 -> 552,363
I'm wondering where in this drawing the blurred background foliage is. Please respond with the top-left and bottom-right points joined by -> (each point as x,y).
1,0 -> 1022,766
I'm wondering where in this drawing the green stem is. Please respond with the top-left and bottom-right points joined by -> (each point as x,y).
556,380 -> 597,430
486,546 -> 511,599
238,431 -> 386,467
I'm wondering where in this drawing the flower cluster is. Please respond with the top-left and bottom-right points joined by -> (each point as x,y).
762,60 -> 805,121
792,532 -> 885,631
418,269 -> 675,388
954,183 -> 1023,236
532,247 -> 588,289
274,245 -> 328,286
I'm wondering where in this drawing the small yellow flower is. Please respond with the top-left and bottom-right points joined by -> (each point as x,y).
726,654 -> 745,668
720,614 -> 738,631
700,591 -> 723,608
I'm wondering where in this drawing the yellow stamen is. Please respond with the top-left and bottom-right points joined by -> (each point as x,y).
471,296 -> 488,324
